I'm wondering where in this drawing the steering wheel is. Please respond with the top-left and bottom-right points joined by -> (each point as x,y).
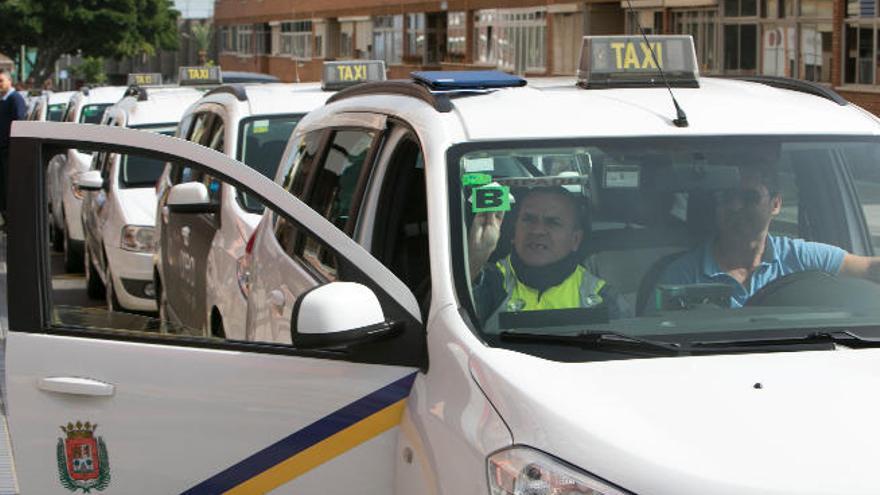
745,270 -> 880,312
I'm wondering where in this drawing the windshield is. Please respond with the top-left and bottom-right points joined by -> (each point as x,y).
450,136 -> 880,356
47,103 -> 66,122
236,114 -> 303,213
79,104 -> 110,124
119,125 -> 175,188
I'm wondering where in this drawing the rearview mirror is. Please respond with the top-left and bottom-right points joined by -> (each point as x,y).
291,282 -> 400,349
167,182 -> 218,214
75,170 -> 105,191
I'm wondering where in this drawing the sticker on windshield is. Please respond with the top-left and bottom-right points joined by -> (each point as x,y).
471,184 -> 511,213
604,165 -> 640,188
463,157 -> 494,172
462,173 -> 492,187
252,120 -> 270,134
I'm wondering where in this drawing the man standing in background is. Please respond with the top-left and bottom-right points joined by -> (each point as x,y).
0,69 -> 27,227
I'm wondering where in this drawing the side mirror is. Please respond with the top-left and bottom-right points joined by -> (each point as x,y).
75,170 -> 105,192
291,282 -> 400,349
167,182 -> 218,214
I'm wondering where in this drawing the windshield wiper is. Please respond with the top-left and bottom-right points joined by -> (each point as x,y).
499,330 -> 682,356
690,330 -> 880,349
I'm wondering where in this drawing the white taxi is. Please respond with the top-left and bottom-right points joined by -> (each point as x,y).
77,82 -> 203,312
47,85 -> 127,271
8,36 -> 880,495
154,61 -> 385,338
26,90 -> 76,122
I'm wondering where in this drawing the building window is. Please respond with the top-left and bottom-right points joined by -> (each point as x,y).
339,22 -> 354,59
220,25 -> 238,53
447,12 -> 466,62
237,25 -> 253,55
672,10 -> 718,72
406,13 -> 426,63
474,8 -> 546,73
799,23 -> 832,82
373,15 -> 403,64
725,0 -> 758,17
255,23 -> 270,55
724,23 -> 758,71
845,24 -> 878,84
847,0 -> 877,17
280,21 -> 313,59
315,21 -> 326,59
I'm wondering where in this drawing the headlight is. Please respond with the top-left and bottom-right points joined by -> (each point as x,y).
121,225 -> 156,252
487,446 -> 630,495
71,183 -> 85,200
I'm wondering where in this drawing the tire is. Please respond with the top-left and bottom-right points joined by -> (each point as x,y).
50,217 -> 64,253
105,267 -> 122,313
84,241 -> 105,300
62,227 -> 84,274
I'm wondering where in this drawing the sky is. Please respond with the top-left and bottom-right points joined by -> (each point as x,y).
173,0 -> 214,19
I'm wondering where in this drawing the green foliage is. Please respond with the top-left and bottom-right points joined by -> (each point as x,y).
0,0 -> 180,81
70,57 -> 106,84
190,21 -> 212,53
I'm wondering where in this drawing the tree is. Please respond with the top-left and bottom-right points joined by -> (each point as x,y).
0,0 -> 180,83
189,21 -> 212,65
70,56 -> 107,84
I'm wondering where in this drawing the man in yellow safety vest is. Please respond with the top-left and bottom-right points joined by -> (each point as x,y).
468,186 -> 625,326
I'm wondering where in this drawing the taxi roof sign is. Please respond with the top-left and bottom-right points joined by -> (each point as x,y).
127,73 -> 163,86
322,61 -> 386,91
179,66 -> 223,86
577,35 -> 699,89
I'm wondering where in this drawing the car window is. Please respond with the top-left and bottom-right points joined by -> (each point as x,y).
236,114 -> 303,213
79,104 -> 110,124
119,126 -> 176,189
275,131 -> 326,256
47,103 -> 67,122
449,137 -> 880,349
845,144 -> 880,252
308,130 -> 376,231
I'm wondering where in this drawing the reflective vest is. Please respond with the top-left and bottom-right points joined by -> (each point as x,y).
487,256 -> 606,327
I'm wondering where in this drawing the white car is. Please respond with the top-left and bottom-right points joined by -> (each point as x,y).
153,63 -> 383,338
8,36 -> 880,494
78,85 -> 203,312
26,90 -> 75,122
47,85 -> 127,272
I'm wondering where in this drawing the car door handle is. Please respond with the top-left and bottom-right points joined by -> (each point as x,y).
38,377 -> 115,397
269,289 -> 285,309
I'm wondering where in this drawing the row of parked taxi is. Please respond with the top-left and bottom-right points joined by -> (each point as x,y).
28,63 -> 381,337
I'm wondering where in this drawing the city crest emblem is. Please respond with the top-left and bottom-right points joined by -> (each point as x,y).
56,421 -> 111,493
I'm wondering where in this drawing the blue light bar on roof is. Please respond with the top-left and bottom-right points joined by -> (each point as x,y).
411,71 -> 526,90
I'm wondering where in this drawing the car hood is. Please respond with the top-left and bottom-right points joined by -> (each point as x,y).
470,346 -> 880,495
115,187 -> 157,226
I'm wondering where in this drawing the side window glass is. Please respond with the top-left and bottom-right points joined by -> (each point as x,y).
187,113 -> 212,144
275,131 -> 325,256
846,145 -> 880,252
308,130 -> 376,231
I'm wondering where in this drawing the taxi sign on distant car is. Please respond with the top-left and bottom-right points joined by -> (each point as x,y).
178,66 -> 223,86
321,60 -> 386,91
577,35 -> 699,88
126,73 -> 163,86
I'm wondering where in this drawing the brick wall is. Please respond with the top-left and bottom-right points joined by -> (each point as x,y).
838,90 -> 880,116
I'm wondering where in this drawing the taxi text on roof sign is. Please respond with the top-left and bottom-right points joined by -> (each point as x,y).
179,66 -> 223,86
322,60 -> 386,91
127,73 -> 163,86
577,35 -> 700,89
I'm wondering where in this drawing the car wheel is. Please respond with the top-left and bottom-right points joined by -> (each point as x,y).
84,241 -> 105,300
62,226 -> 84,273
50,218 -> 63,253
106,268 -> 122,313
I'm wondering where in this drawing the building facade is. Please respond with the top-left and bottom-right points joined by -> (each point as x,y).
214,0 -> 880,113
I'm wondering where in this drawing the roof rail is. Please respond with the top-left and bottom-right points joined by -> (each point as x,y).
724,76 -> 848,106
204,85 -> 248,102
326,80 -> 453,112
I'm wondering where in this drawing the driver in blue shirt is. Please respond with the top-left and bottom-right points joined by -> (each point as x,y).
659,164 -> 880,308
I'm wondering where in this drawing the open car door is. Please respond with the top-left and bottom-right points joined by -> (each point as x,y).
5,121 -> 426,494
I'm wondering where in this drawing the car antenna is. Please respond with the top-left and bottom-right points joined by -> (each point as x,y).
622,0 -> 689,128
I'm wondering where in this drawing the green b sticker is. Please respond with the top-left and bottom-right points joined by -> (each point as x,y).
471,185 -> 511,213
462,173 -> 492,187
